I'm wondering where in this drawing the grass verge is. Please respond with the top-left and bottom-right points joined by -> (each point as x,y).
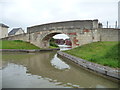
64,41 -> 119,68
0,40 -> 40,49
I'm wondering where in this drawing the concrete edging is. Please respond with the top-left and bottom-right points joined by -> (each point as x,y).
0,48 -> 60,53
57,51 -> 120,80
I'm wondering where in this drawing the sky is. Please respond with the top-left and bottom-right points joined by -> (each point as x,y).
0,0 -> 120,39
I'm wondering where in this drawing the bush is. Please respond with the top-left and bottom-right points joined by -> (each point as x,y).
50,42 -> 59,47
49,38 -> 59,48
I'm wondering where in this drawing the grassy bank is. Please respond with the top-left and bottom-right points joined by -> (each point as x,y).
0,40 -> 40,49
64,41 -> 119,68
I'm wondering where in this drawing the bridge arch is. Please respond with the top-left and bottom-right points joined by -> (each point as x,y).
41,32 -> 72,48
4,20 -> 110,48
26,20 -> 100,48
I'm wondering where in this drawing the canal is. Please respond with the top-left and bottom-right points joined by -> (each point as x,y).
1,46 -> 119,88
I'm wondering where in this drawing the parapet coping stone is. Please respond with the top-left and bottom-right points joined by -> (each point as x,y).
57,51 -> 120,80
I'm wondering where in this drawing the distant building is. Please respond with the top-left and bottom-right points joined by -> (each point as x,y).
8,28 -> 25,36
54,38 -> 72,46
0,23 -> 9,38
118,1 -> 120,28
65,39 -> 72,46
54,39 -> 65,45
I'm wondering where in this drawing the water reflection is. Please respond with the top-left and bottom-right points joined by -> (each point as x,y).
51,45 -> 71,70
2,63 -> 67,88
59,45 -> 72,51
51,54 -> 70,70
2,51 -> 119,88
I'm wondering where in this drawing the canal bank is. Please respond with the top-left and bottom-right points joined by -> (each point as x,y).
0,48 -> 60,53
57,51 -> 120,81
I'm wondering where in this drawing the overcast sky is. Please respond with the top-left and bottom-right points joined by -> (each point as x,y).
0,0 -> 120,39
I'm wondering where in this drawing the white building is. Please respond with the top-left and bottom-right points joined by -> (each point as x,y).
8,28 -> 25,36
118,1 -> 120,28
0,23 -> 9,38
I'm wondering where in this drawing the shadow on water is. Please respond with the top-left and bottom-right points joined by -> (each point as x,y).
1,49 -> 119,88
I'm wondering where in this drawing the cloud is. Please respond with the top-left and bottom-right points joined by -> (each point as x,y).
0,0 -> 119,31
53,34 -> 69,39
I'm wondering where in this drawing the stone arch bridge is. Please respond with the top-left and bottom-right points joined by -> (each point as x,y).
2,20 -> 120,48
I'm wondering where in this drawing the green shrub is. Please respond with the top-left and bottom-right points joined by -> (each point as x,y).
50,42 -> 59,47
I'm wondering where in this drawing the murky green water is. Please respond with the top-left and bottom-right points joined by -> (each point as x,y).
1,48 -> 119,88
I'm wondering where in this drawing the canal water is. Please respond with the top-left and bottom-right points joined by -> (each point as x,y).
1,46 -> 119,88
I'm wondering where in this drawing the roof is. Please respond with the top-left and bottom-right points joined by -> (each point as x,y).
0,23 -> 9,28
8,28 -> 24,35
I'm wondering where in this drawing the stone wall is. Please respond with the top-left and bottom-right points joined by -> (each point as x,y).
1,28 -> 119,48
57,51 -> 119,80
27,20 -> 98,33
3,19 -> 119,48
97,28 -> 120,41
2,33 -> 29,42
